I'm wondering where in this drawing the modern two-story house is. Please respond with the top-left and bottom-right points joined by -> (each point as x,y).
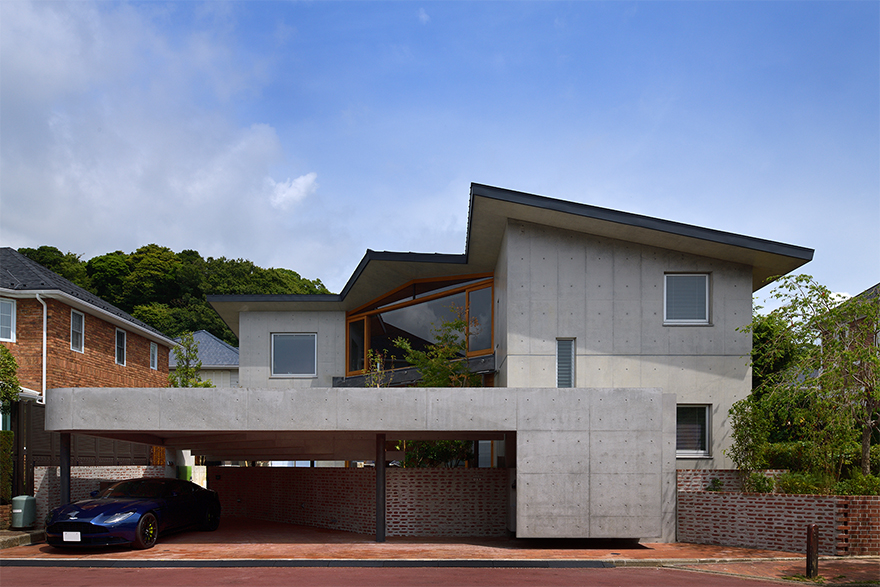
44,184 -> 813,541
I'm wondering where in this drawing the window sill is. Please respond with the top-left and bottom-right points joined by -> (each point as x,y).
270,375 -> 317,379
663,322 -> 713,327
676,454 -> 713,459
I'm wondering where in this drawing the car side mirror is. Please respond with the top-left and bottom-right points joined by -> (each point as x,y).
90,490 -> 98,497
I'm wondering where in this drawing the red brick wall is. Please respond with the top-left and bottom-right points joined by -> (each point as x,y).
2,298 -> 169,390
838,497 -> 880,555
34,465 -> 165,528
0,504 -> 10,530
208,467 -> 509,537
676,469 -> 787,492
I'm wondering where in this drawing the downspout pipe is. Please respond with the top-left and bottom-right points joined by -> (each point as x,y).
35,294 -> 47,405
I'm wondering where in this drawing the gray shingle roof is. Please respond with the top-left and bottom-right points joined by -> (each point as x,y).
0,247 -> 173,342
169,330 -> 239,368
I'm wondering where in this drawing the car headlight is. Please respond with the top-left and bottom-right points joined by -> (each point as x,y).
103,511 -> 136,524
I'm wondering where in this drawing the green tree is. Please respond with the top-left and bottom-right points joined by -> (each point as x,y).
733,275 -> 880,478
19,246 -> 91,290
391,311 -> 479,467
169,332 -> 214,388
0,346 -> 21,414
86,251 -> 131,307
393,310 -> 481,387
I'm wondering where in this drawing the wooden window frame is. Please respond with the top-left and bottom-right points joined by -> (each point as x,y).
346,274 -> 494,376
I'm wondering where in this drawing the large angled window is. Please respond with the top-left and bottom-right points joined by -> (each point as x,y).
347,276 -> 493,375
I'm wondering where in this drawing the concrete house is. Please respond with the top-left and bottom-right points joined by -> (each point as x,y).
0,247 -> 176,495
45,184 -> 813,541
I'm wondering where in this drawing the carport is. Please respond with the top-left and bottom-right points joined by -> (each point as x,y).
44,385 -> 677,542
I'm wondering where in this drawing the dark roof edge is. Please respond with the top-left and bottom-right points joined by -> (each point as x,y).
207,293 -> 344,303
336,250 -> 468,300
469,183 -> 815,261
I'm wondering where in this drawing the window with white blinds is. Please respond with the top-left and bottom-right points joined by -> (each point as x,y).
676,405 -> 710,457
664,274 -> 709,324
556,338 -> 575,388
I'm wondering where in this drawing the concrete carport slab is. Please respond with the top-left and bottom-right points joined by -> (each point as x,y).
45,386 -> 676,542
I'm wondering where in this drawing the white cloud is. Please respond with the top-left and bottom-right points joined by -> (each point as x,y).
418,8 -> 430,25
268,173 -> 318,210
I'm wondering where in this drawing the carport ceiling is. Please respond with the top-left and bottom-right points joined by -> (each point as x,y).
80,430 -> 508,462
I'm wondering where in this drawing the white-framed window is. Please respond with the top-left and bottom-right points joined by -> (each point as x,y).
150,342 -> 158,370
676,404 -> 711,458
115,329 -> 126,366
664,273 -> 710,324
556,338 -> 575,388
0,299 -> 15,342
271,333 -> 317,377
70,310 -> 85,353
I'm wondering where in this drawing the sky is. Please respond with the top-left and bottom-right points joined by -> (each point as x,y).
1,1 -> 878,304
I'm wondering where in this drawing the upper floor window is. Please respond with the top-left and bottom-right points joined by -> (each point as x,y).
346,275 -> 493,375
115,329 -> 126,366
272,333 -> 317,377
71,310 -> 85,353
664,274 -> 709,324
150,342 -> 158,370
0,299 -> 15,342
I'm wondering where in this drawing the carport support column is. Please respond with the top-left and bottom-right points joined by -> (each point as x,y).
376,433 -> 386,543
60,432 -> 71,505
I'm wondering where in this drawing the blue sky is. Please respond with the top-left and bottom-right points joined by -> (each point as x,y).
1,1 -> 877,304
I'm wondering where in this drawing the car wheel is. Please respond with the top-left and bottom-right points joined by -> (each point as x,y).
200,504 -> 220,531
133,512 -> 158,549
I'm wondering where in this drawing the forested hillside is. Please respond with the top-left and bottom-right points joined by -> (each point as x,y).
18,245 -> 330,346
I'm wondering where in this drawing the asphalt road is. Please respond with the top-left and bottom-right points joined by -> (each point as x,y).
0,565 -> 785,587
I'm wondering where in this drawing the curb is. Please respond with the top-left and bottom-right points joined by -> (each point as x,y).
0,530 -> 46,550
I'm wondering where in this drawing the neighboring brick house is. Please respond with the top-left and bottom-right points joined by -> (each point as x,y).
0,247 -> 176,495
45,184 -> 814,541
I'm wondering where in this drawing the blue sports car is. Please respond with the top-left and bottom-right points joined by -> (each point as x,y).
46,477 -> 221,549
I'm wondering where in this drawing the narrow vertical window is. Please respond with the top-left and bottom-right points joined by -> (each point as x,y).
115,329 -> 126,366
0,299 -> 15,342
150,342 -> 158,370
71,310 -> 84,353
556,338 -> 575,388
664,274 -> 709,324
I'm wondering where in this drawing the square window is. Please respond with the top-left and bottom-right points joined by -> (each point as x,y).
71,310 -> 84,353
665,274 -> 709,324
556,338 -> 575,388
0,299 -> 15,342
272,333 -> 316,377
115,329 -> 126,366
150,342 -> 158,370
676,405 -> 710,457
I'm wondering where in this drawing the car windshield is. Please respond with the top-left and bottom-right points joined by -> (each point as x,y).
96,480 -> 166,499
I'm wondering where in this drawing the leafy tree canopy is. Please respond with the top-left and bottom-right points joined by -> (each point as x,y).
0,346 -> 22,415
169,332 -> 213,388
19,245 -> 330,346
731,275 -> 880,479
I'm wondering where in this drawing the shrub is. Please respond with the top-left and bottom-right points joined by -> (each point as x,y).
0,430 -> 12,504
776,471 -> 834,495
832,473 -> 880,496
743,471 -> 775,493
706,478 -> 724,492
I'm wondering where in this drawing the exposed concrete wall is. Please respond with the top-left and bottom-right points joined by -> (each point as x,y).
46,386 -> 676,541
238,311 -> 345,388
497,220 -> 752,469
